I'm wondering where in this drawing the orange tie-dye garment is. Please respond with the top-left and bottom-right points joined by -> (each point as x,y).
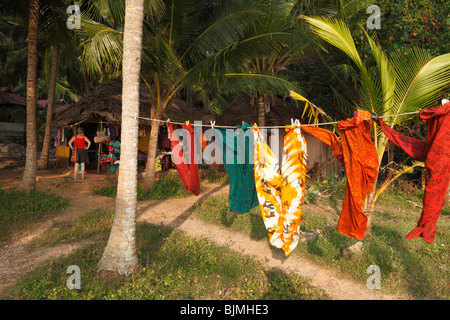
253,122 -> 308,256
302,110 -> 378,240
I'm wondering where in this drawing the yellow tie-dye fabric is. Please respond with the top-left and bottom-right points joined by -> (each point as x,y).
253,123 -> 308,256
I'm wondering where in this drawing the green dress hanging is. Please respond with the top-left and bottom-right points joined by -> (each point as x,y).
214,122 -> 259,214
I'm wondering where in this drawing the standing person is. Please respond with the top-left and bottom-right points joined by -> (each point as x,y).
69,127 -> 91,179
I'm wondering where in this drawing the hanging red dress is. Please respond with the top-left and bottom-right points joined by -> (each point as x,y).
302,110 -> 379,240
167,122 -> 200,195
375,102 -> 450,243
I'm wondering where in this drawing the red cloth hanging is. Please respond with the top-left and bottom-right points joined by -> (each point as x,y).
375,102 -> 450,243
167,122 -> 200,195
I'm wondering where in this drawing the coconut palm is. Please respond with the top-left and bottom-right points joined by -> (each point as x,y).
77,0 -> 305,191
37,0 -> 76,170
18,0 -> 40,193
140,0 -> 308,189
1,0 -> 88,176
302,16 -> 450,237
97,0 -> 146,276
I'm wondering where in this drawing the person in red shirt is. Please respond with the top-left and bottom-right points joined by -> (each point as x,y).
69,127 -> 92,180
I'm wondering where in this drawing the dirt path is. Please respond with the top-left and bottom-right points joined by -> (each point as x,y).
0,169 -> 409,299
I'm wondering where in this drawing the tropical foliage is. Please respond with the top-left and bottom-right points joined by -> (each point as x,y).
301,15 -> 450,234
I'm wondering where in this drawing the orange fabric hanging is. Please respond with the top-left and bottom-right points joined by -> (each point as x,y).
302,110 -> 379,240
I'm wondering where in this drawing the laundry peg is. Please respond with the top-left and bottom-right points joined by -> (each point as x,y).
210,121 -> 215,129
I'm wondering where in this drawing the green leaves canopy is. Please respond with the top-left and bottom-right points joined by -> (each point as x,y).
76,0 -> 307,110
303,16 -> 450,159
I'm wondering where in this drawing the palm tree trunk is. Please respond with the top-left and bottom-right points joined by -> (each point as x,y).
363,176 -> 379,239
83,72 -> 91,95
18,0 -> 40,193
143,104 -> 160,191
257,95 -> 265,127
37,45 -> 58,170
444,183 -> 450,206
97,0 -> 144,276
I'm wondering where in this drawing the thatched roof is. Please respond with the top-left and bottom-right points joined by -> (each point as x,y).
216,93 -> 306,126
0,87 -> 26,106
52,83 -> 216,126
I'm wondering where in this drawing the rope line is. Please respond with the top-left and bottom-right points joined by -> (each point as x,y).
122,110 -> 421,129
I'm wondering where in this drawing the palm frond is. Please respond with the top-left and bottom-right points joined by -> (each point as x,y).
374,160 -> 425,202
289,90 -> 332,124
144,0 -> 166,19
141,34 -> 186,88
221,72 -> 300,97
181,4 -> 265,64
388,49 -> 450,126
302,16 -> 382,113
77,16 -> 124,76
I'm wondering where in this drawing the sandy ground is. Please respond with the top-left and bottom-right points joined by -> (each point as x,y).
0,168 -> 409,299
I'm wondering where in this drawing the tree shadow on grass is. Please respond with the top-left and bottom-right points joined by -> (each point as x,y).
260,267 -> 330,300
301,223 -> 437,299
136,183 -> 229,255
368,224 -> 435,299
248,209 -> 268,241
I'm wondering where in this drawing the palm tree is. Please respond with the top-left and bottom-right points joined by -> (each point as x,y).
36,44 -> 58,170
302,16 -> 450,237
77,0 -> 304,191
37,0 -> 75,170
97,0 -> 146,276
18,0 -> 40,193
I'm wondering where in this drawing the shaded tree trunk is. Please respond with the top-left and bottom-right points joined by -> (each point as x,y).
143,104 -> 160,191
444,181 -> 450,206
363,177 -> 378,240
257,95 -> 265,127
97,0 -> 144,276
18,0 -> 40,193
37,45 -> 58,170
83,72 -> 91,95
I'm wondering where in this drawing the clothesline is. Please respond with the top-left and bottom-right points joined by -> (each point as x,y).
123,110 -> 421,129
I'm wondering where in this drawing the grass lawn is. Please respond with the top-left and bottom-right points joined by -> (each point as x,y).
2,208 -> 329,300
193,177 -> 449,300
1,170 -> 447,300
0,187 -> 68,243
92,171 -> 192,200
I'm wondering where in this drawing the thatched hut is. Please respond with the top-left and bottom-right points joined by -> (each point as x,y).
0,87 -> 27,146
216,93 -> 342,178
0,87 -> 26,106
52,83 -> 216,170
53,83 -> 216,126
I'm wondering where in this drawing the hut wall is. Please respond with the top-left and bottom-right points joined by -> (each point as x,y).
303,133 -> 343,178
0,121 -> 25,144
269,130 -> 342,178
